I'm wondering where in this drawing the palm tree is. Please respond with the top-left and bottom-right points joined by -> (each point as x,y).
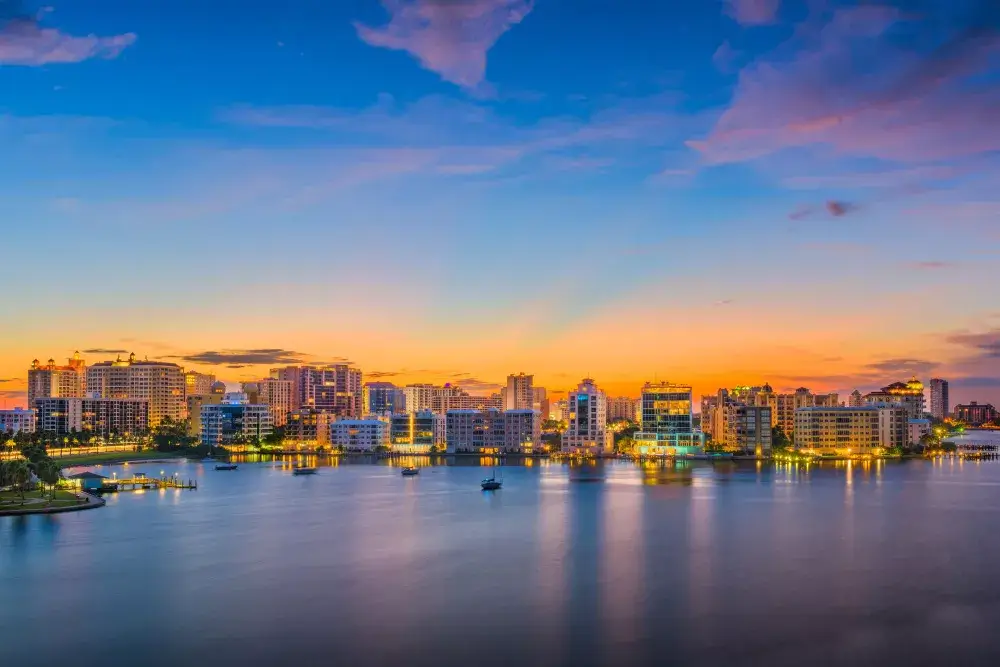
5,459 -> 32,504
36,460 -> 62,500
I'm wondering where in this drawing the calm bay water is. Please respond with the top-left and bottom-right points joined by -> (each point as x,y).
3,457 -> 1000,666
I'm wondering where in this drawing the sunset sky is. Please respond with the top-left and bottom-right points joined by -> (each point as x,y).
2,0 -> 999,407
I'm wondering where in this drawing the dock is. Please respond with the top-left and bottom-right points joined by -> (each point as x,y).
100,473 -> 198,493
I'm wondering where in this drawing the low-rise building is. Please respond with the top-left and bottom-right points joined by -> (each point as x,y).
504,409 -> 541,454
284,409 -> 333,449
793,406 -> 907,455
390,410 -> 443,453
200,394 -> 272,448
0,408 -> 37,434
330,419 -> 389,451
34,397 -> 149,439
908,418 -> 931,446
723,405 -> 773,456
954,402 -> 998,426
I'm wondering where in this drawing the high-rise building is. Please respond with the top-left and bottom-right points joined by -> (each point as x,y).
502,373 -> 533,411
0,408 -> 36,434
930,379 -> 950,420
863,379 -> 925,420
608,396 -> 639,422
35,397 -> 149,439
86,353 -> 184,427
531,387 -> 550,423
562,378 -> 611,455
793,406 -> 907,455
184,371 -> 216,397
187,382 -> 226,437
635,382 -> 704,455
848,390 -> 864,407
27,353 -> 87,407
363,382 -> 405,417
200,393 -> 272,448
390,410 -> 443,453
242,378 -> 293,427
550,398 -> 568,421
954,402 -> 998,426
640,381 -> 693,433
271,365 -> 362,417
330,420 -> 389,451
402,384 -> 436,413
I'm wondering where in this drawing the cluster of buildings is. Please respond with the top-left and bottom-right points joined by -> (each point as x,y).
0,352 -> 995,458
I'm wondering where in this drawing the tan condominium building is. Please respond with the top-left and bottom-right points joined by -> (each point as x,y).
27,352 -> 87,407
184,371 -> 217,397
242,378 -> 294,427
86,353 -> 185,427
793,406 -> 908,456
755,386 -> 839,436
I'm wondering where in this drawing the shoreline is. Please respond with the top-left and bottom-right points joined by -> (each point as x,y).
0,491 -> 105,517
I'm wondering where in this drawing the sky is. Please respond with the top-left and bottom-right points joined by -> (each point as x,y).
1,0 -> 999,406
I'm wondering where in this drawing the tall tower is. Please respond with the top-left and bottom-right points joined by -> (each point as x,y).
503,373 -> 533,411
930,379 -> 949,420
562,378 -> 610,455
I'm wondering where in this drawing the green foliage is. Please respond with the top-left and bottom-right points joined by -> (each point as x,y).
772,426 -> 792,452
153,417 -> 194,451
263,426 -> 285,446
541,419 -> 567,433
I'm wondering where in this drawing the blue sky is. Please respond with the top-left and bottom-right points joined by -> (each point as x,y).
1,0 -> 999,405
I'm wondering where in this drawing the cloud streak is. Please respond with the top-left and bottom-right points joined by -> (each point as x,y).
355,0 -> 533,90
174,349 -> 310,366
0,4 -> 136,66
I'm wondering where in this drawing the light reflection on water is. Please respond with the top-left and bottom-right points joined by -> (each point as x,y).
3,458 -> 1000,667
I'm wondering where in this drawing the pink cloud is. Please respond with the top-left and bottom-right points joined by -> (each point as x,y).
725,0 -> 780,26
0,18 -> 135,66
355,0 -> 533,90
690,6 -> 1000,165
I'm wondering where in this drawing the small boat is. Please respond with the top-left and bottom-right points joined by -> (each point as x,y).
401,467 -> 419,476
481,476 -> 502,491
292,467 -> 317,476
215,464 -> 238,471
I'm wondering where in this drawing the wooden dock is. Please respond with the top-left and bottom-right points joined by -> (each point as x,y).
101,473 -> 197,492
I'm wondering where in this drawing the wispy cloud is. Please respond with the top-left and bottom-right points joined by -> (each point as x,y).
0,4 -> 135,66
725,0 -> 780,26
355,0 -> 533,91
691,4 -> 1000,165
82,348 -> 129,354
905,261 -> 955,270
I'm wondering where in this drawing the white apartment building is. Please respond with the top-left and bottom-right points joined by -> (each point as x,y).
330,419 -> 389,451
562,378 -> 612,455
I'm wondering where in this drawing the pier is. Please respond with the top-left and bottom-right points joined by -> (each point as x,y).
100,473 -> 197,493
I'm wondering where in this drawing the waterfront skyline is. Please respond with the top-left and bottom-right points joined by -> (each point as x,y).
3,0 -> 1000,406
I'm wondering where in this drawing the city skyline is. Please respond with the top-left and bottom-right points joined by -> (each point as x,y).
3,0 -> 999,407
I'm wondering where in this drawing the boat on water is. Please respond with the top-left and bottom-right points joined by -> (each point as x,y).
481,459 -> 503,490
215,464 -> 238,471
292,467 -> 318,476
401,467 -> 419,476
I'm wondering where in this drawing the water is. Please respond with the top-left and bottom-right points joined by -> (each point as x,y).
3,457 -> 1000,667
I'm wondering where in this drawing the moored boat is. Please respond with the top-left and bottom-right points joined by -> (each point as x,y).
401,467 -> 419,476
215,464 -> 238,471
292,467 -> 317,476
